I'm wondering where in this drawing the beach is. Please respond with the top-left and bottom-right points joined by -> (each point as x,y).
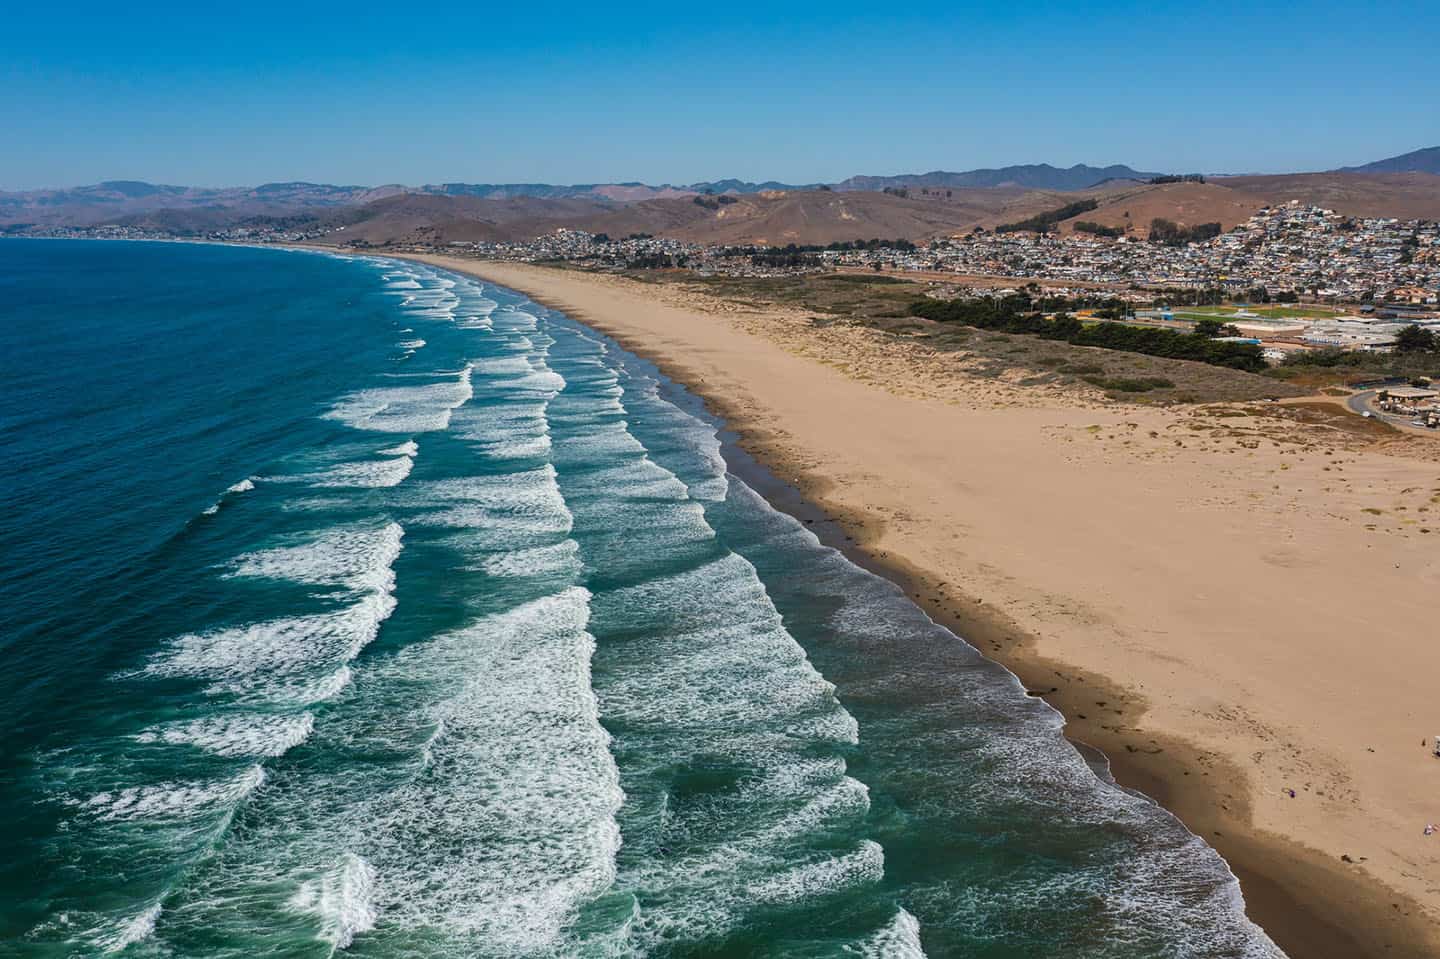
404,254 -> 1440,958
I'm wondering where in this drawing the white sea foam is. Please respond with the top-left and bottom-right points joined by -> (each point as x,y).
407,469 -> 574,541
472,539 -> 582,578
606,367 -> 730,500
289,853 -> 377,949
81,765 -> 265,822
344,588 -> 622,950
746,840 -> 884,906
149,520 -> 401,699
201,476 -> 258,515
472,356 -> 533,376
256,666 -> 354,706
508,369 -> 567,394
226,522 -> 403,593
261,442 -> 418,489
307,456 -> 414,488
852,908 -> 927,959
561,459 -> 690,501
397,338 -> 426,349
135,713 -> 315,758
324,368 -> 473,433
483,435 -> 553,459
549,419 -> 646,463
278,496 -> 354,514
448,403 -> 550,456
147,591 -> 397,686
96,902 -> 163,954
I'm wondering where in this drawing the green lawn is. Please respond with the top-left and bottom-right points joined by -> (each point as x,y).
1173,305 -> 1343,319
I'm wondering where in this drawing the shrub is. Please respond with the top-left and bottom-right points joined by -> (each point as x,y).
1083,375 -> 1175,392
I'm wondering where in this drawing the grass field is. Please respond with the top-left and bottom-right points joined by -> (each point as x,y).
1175,305 -> 1345,319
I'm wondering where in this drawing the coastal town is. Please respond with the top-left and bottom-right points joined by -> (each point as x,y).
456,204 -> 1439,312
21,201 -> 1440,359
435,203 -> 1440,360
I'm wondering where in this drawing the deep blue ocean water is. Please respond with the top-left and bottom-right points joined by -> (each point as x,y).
0,239 -> 1283,957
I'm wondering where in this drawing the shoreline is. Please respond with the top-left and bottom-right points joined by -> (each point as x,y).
393,252 -> 1440,958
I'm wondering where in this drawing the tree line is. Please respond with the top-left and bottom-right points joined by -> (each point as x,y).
909,293 -> 1267,372
1148,218 -> 1222,246
996,199 -> 1100,234
1073,221 -> 1125,238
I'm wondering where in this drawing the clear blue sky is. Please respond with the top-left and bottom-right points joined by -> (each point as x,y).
5,1 -> 1437,190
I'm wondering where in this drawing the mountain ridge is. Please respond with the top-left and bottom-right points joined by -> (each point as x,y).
1336,145 -> 1440,175
834,163 -> 1162,192
6,149 -> 1440,242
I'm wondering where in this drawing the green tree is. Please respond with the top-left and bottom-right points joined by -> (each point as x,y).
1394,324 -> 1437,353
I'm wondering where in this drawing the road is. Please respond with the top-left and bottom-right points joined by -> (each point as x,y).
1345,389 -> 1439,433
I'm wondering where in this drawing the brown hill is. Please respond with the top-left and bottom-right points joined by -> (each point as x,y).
569,189 -> 1031,245
313,189 -> 1042,248
318,194 -> 617,245
1050,182 -> 1267,237
969,174 -> 1439,239
1216,172 -> 1440,220
286,172 -> 1440,247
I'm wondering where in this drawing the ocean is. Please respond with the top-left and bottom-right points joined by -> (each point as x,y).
0,239 -> 1282,957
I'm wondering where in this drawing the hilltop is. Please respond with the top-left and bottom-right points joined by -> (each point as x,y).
7,147 -> 1440,246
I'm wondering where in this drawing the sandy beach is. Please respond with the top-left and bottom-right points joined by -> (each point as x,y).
401,254 -> 1440,958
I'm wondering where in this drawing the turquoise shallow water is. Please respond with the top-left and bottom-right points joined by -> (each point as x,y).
0,239 -> 1282,957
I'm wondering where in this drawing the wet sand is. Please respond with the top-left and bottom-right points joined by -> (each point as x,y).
398,254 -> 1440,958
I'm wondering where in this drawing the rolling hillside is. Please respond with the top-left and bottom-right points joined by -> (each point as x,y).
568,189 -> 1034,245
304,189 -> 1031,248
291,172 -> 1440,247
1046,182 -> 1269,236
